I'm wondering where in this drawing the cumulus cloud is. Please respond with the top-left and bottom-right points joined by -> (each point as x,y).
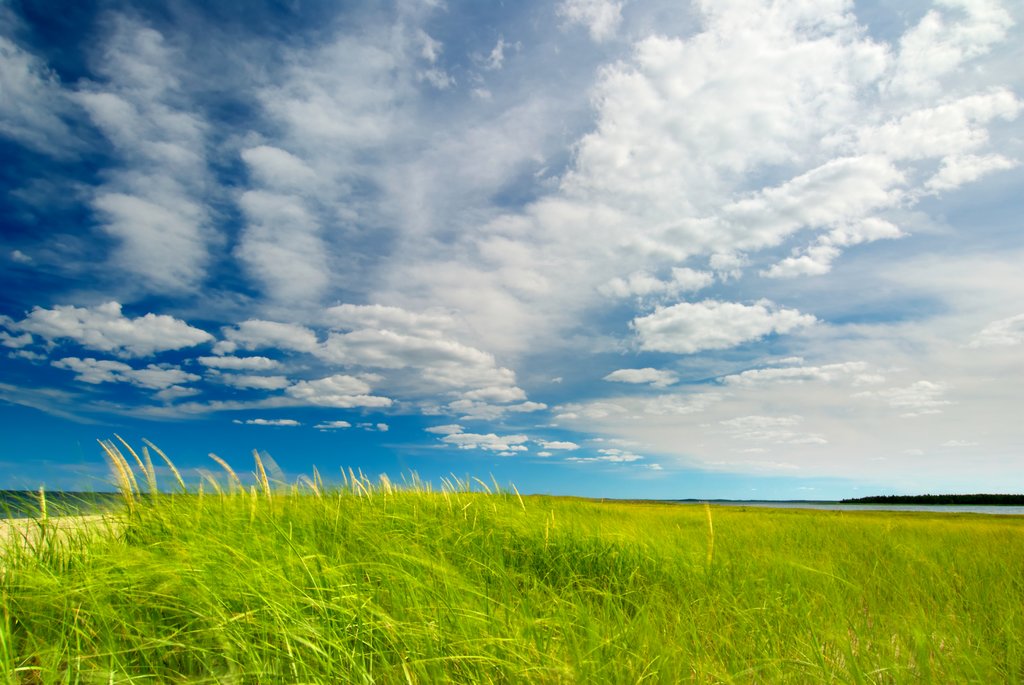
720,415 -> 827,445
218,374 -> 292,390
632,300 -> 816,354
320,328 -> 495,372
235,190 -> 328,303
0,322 -> 33,349
217,320 -> 319,354
12,302 -> 212,357
154,386 -> 201,402
234,418 -> 300,427
603,367 -> 678,388
885,0 -> 1014,98
599,268 -> 714,299
941,439 -> 979,448
440,432 -> 530,452
320,304 -> 531,398
483,36 -> 509,71
763,219 -> 905,279
721,362 -> 870,386
925,153 -> 1018,193
0,35 -> 77,156
285,374 -> 392,408
53,357 -> 199,390
557,0 -> 623,42
324,304 -> 456,335
73,18 -> 215,291
315,420 -> 352,430
539,440 -> 580,451
461,386 -> 528,403
856,381 -> 952,418
567,448 -> 644,464
197,355 -> 280,370
968,314 -> 1024,347
240,146 -> 318,191
425,424 -> 464,435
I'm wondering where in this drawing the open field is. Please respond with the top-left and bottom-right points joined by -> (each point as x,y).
2,457 -> 1023,682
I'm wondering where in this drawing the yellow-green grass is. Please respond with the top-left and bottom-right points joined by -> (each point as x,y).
1,443 -> 1022,683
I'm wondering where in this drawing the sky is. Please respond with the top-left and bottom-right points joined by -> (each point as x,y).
1,0 -> 1022,499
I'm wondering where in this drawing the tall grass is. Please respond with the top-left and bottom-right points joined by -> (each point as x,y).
1,440 -> 1022,683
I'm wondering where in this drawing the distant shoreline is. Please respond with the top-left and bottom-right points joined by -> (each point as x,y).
838,494 -> 1024,505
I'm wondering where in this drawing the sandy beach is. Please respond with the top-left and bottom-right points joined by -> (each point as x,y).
0,515 -> 118,552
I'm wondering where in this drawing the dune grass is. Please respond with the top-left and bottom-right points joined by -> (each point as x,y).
1,442 -> 1023,682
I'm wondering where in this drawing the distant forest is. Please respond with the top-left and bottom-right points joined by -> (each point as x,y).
841,494 -> 1024,505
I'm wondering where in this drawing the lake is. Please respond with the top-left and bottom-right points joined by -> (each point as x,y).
693,501 -> 1024,516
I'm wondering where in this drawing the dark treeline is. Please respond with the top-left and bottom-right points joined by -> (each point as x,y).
841,494 -> 1024,505
0,491 -> 121,518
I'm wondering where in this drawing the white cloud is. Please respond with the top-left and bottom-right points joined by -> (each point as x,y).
219,374 -> 292,391
285,374 -> 392,408
234,418 -> 300,427
419,68 -> 454,90
73,19 -> 214,292
0,327 -> 33,349
539,440 -> 580,451
53,357 -> 200,390
197,355 -> 280,371
440,432 -> 530,452
324,303 -> 456,335
240,146 -> 318,191
721,362 -> 869,386
425,424 -> 463,435
315,420 -> 352,430
444,398 -> 546,421
599,267 -> 714,299
764,219 -> 905,279
52,357 -> 131,385
557,0 -> 623,42
941,439 -> 979,448
603,367 -> 678,388
567,452 -> 643,464
318,319 -> 526,399
639,392 -> 723,416
632,300 -> 816,354
508,401 -> 547,413
0,35 -> 76,156
90,193 -> 210,293
13,302 -> 212,357
926,154 -> 1018,193
885,0 -> 1014,98
154,386 -> 201,402
218,320 -> 319,354
720,415 -> 827,446
461,386 -> 527,403
235,190 -> 328,303
855,381 -> 952,418
968,314 -> 1024,348
858,90 -> 1021,162
484,37 -> 508,71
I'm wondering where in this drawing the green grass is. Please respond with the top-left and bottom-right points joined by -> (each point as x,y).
2,442 -> 1023,683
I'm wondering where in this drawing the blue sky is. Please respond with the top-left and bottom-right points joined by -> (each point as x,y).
1,0 -> 1022,499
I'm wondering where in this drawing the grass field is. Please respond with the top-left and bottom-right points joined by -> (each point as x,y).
2,442 -> 1022,683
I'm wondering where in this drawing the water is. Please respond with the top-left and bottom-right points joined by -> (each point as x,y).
691,501 -> 1024,516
